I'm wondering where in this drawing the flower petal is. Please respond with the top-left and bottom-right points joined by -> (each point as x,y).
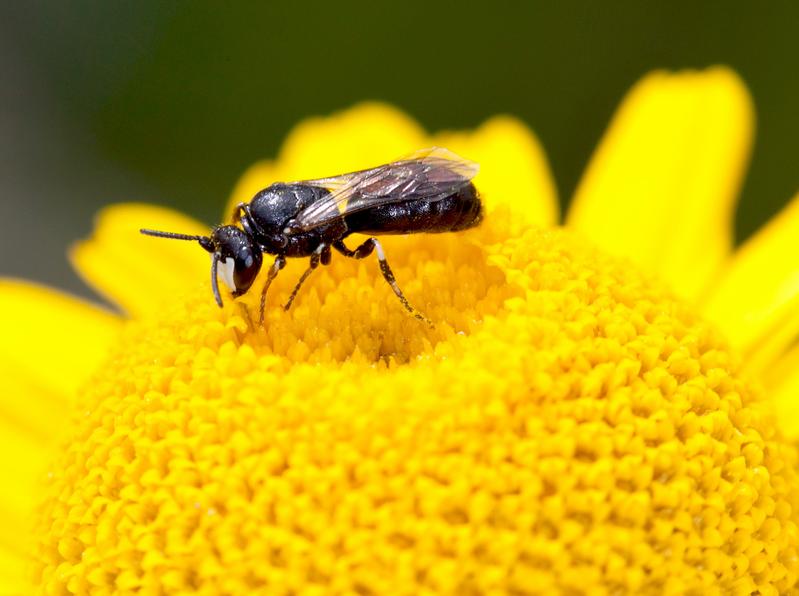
0,280 -> 119,590
766,345 -> 799,439
0,418 -> 50,552
0,544 -> 29,594
278,102 -> 428,178
70,204 -> 211,318
702,192 -> 799,373
566,67 -> 753,301
0,280 -> 120,399
433,115 -> 559,232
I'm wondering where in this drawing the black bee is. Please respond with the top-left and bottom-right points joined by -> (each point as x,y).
141,147 -> 482,324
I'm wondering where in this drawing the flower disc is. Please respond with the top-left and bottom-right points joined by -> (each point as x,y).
33,220 -> 799,595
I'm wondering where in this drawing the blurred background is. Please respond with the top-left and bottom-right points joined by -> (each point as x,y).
1,2 -> 797,298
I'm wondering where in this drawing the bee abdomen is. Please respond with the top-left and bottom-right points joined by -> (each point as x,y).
344,183 -> 482,236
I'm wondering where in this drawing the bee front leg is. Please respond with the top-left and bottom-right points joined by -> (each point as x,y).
259,254 -> 286,325
284,244 -> 330,312
333,239 -> 432,326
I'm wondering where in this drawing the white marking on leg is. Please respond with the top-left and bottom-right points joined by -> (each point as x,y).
373,238 -> 386,261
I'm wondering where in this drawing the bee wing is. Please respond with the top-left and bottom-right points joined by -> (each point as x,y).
291,147 -> 479,231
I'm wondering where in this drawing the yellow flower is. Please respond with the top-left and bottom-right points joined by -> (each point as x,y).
3,66 -> 799,593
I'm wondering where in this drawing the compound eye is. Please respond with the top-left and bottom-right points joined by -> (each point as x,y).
232,248 -> 263,296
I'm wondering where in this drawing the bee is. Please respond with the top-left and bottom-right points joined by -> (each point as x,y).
141,147 -> 481,325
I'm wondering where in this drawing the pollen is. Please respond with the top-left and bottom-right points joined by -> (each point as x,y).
33,224 -> 799,594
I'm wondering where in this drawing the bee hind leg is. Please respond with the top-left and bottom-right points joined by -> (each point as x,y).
332,238 -> 432,326
284,244 -> 330,311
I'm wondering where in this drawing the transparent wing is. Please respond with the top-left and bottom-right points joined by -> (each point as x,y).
290,147 -> 479,231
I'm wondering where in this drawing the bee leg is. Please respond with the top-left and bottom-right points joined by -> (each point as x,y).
238,301 -> 254,329
259,254 -> 286,325
284,244 -> 330,311
232,202 -> 249,223
333,239 -> 432,325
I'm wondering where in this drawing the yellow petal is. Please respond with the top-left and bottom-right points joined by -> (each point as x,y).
702,192 -> 799,373
0,281 -> 119,591
766,345 -> 799,439
278,102 -> 428,178
0,374 -> 61,586
433,115 -> 559,232
0,419 -> 50,553
567,67 -> 753,301
70,204 -> 211,318
0,544 -> 29,594
0,280 -> 120,399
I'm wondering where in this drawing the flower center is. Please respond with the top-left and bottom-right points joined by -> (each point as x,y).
32,226 -> 799,594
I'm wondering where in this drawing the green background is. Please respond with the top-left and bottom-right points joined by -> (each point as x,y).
2,2 -> 797,297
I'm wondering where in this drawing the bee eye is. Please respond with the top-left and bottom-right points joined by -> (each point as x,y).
232,248 -> 263,295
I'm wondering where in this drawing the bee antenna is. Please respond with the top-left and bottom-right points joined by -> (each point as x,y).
140,228 -> 207,242
210,253 -> 224,308
140,228 -> 215,253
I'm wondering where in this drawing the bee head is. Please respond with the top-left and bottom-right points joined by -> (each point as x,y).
140,225 -> 263,307
209,226 -> 263,302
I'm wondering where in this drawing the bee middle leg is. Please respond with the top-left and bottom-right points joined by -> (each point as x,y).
284,243 -> 331,311
332,238 -> 431,325
259,254 -> 286,324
